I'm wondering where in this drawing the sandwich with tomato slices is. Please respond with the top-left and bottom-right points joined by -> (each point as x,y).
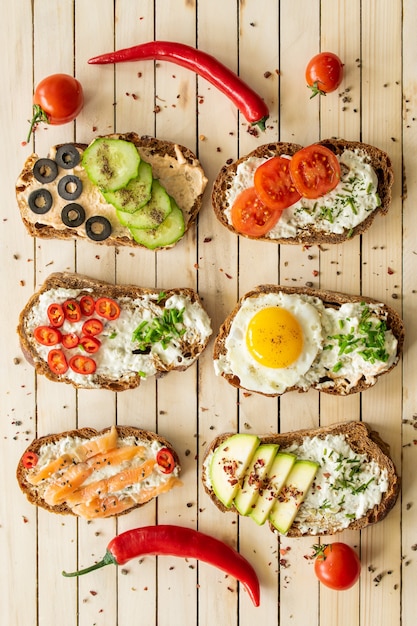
211,138 -> 393,244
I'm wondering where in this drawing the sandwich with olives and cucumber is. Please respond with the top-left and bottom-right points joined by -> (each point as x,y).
212,138 -> 393,244
202,421 -> 400,536
16,132 -> 207,250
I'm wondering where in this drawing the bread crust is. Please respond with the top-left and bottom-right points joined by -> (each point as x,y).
17,272 -> 212,391
16,132 -> 207,250
211,138 -> 393,244
16,425 -> 181,517
213,284 -> 404,397
201,421 -> 400,537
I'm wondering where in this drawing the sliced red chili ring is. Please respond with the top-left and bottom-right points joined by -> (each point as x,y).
156,448 -> 176,474
82,318 -> 104,336
79,335 -> 101,354
47,303 -> 65,328
79,295 -> 96,316
48,349 -> 69,375
34,326 -> 62,346
62,333 -> 80,349
95,297 -> 121,320
69,354 -> 97,375
22,451 -> 39,469
63,299 -> 82,322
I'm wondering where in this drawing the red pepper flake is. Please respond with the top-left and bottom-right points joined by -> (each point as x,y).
22,516 -> 29,524
89,590 -> 98,596
388,267 -> 394,274
312,270 -> 319,277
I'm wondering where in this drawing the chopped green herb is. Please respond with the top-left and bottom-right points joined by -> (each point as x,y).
132,307 -> 186,352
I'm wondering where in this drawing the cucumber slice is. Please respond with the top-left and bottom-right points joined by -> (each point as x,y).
82,137 -> 140,191
129,198 -> 185,249
104,161 -> 153,213
116,180 -> 172,230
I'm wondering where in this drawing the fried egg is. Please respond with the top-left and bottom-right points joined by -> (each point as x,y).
221,292 -> 324,395
214,291 -> 399,396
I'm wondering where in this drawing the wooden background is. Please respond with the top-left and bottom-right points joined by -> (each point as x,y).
1,1 -> 416,624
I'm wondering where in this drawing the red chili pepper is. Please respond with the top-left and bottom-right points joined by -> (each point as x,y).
47,303 -> 65,328
22,451 -> 39,469
88,41 -> 269,130
62,524 -> 260,607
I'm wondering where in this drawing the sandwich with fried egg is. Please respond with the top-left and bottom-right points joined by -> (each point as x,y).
17,272 -> 212,391
213,284 -> 404,397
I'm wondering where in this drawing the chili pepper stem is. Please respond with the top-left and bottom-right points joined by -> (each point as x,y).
253,116 -> 268,131
62,550 -> 116,577
26,104 -> 49,143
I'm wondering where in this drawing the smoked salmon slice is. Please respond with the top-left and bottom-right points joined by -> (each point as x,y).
130,476 -> 182,505
71,495 -> 137,519
43,463 -> 94,506
74,425 -> 118,461
26,453 -> 73,485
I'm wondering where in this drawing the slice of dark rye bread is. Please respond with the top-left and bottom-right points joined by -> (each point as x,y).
16,425 -> 181,517
202,421 -> 400,537
16,132 -> 207,249
213,284 -> 404,397
17,272 -> 212,391
211,138 -> 394,244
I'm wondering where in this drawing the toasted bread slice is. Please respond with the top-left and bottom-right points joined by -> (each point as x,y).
17,272 -> 212,391
213,284 -> 404,397
16,425 -> 181,519
202,421 -> 400,536
16,132 -> 207,250
211,138 -> 393,244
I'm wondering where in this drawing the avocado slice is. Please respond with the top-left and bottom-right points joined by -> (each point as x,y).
82,137 -> 140,191
234,444 -> 279,516
269,460 -> 318,534
250,452 -> 296,525
104,160 -> 153,213
209,434 -> 260,508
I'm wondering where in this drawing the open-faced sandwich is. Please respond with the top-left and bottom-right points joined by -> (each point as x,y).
17,272 -> 212,391
212,139 -> 393,244
213,284 -> 404,397
202,421 -> 400,536
16,132 -> 207,250
17,425 -> 181,519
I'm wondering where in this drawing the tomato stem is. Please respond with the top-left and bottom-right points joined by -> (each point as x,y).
27,104 -> 49,143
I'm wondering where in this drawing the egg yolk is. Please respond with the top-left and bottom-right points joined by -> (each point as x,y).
246,306 -> 304,368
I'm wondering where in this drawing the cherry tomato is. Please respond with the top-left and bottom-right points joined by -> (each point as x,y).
63,299 -> 82,323
48,349 -> 69,375
34,326 -> 62,346
95,297 -> 121,321
82,318 -> 104,337
79,335 -> 101,354
156,448 -> 176,474
62,333 -> 80,349
80,295 -> 96,316
231,187 -> 283,237
313,542 -> 361,591
22,451 -> 39,469
27,73 -> 84,142
289,144 -> 341,199
306,52 -> 344,98
69,354 -> 97,375
47,303 -> 65,328
254,156 -> 301,211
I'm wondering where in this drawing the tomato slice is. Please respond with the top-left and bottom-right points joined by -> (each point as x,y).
82,318 -> 104,337
231,187 -> 283,237
289,144 -> 341,199
22,451 -> 39,469
62,332 -> 80,349
156,448 -> 176,474
69,354 -> 97,375
95,297 -> 121,320
254,157 -> 301,210
34,325 -> 62,346
79,335 -> 101,354
80,295 -> 96,316
47,303 -> 65,328
48,348 -> 69,375
63,299 -> 82,323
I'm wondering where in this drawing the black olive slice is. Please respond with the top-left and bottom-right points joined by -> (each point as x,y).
33,158 -> 58,183
28,189 -> 53,214
55,144 -> 80,169
85,216 -> 112,241
61,203 -> 86,228
58,175 -> 83,200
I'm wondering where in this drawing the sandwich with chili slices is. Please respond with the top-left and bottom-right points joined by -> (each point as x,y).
17,272 -> 212,391
211,138 -> 393,244
17,425 -> 181,519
